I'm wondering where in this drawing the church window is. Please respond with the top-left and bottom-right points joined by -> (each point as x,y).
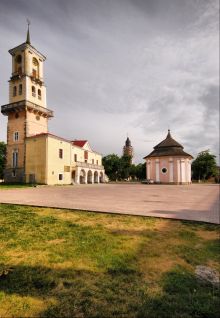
74,154 -> 77,162
59,149 -> 63,159
12,170 -> 16,177
15,55 -> 22,74
33,57 -> 38,66
32,86 -> 36,97
12,150 -> 18,168
96,160 -> 98,165
32,57 -> 39,78
15,55 -> 22,64
92,159 -> 94,164
13,86 -> 17,97
19,84 -> 22,95
14,132 -> 19,141
59,174 -> 63,180
38,89 -> 41,100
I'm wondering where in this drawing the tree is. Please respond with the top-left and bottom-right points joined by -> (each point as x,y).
103,153 -> 146,181
0,142 -> 6,180
102,154 -> 121,181
135,163 -> 146,180
118,155 -> 132,180
192,150 -> 218,181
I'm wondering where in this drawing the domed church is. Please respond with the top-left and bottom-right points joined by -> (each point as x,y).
144,130 -> 193,184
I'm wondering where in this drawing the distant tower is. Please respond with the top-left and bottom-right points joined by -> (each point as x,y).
1,24 -> 53,183
123,136 -> 134,163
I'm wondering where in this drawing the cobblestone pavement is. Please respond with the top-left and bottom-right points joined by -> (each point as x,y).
0,184 -> 219,224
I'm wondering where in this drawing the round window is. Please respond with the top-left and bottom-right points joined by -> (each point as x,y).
162,167 -> 167,174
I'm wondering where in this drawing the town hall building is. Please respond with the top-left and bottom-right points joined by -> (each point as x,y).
1,28 -> 105,185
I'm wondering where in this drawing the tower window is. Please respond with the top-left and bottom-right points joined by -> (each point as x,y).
15,55 -> 22,74
15,55 -> 22,64
12,150 -> 18,168
59,149 -> 63,159
19,84 -> 22,95
13,86 -> 17,97
32,57 -> 39,78
33,57 -> 38,66
38,89 -> 41,100
14,132 -> 19,141
32,86 -> 36,97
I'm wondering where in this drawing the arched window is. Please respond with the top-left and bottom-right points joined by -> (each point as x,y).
32,57 -> 39,78
19,84 -> 22,95
38,89 -> 41,100
15,55 -> 22,74
16,55 -> 22,64
32,86 -> 36,97
13,86 -> 17,97
33,57 -> 38,66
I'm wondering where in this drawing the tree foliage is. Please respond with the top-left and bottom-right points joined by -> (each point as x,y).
191,150 -> 218,180
102,153 -> 146,181
0,142 -> 6,180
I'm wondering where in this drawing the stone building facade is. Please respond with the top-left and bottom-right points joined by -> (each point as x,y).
144,130 -> 193,184
1,28 -> 105,184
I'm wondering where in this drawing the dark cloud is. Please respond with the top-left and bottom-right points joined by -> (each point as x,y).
0,0 -> 219,163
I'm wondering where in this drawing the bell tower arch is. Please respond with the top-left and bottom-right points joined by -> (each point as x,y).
1,24 -> 53,183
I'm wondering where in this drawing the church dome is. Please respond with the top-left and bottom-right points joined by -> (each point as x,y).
144,130 -> 193,158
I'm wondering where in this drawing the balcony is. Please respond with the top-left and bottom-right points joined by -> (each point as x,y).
1,100 -> 53,118
73,161 -> 104,170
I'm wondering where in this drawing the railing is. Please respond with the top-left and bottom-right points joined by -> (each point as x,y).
1,100 -> 53,117
75,161 -> 104,170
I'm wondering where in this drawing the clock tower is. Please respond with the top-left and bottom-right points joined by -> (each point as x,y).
1,26 -> 53,182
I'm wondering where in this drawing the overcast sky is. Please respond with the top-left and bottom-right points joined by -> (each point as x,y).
0,0 -> 219,163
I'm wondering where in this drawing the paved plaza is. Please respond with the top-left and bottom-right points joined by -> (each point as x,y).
0,184 -> 219,224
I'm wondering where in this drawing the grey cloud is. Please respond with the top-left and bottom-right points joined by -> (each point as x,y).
0,0 -> 219,163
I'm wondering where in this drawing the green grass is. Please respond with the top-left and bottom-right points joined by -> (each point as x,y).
0,204 -> 219,318
0,183 -> 32,189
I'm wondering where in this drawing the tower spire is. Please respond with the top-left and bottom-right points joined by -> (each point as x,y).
26,19 -> 31,44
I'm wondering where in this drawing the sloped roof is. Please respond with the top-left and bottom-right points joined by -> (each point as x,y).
72,140 -> 88,148
144,130 -> 193,159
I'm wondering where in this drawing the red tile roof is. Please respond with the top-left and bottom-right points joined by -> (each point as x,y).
72,140 -> 87,148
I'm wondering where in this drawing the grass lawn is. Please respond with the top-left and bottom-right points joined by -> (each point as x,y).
0,184 -> 32,189
0,204 -> 219,318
